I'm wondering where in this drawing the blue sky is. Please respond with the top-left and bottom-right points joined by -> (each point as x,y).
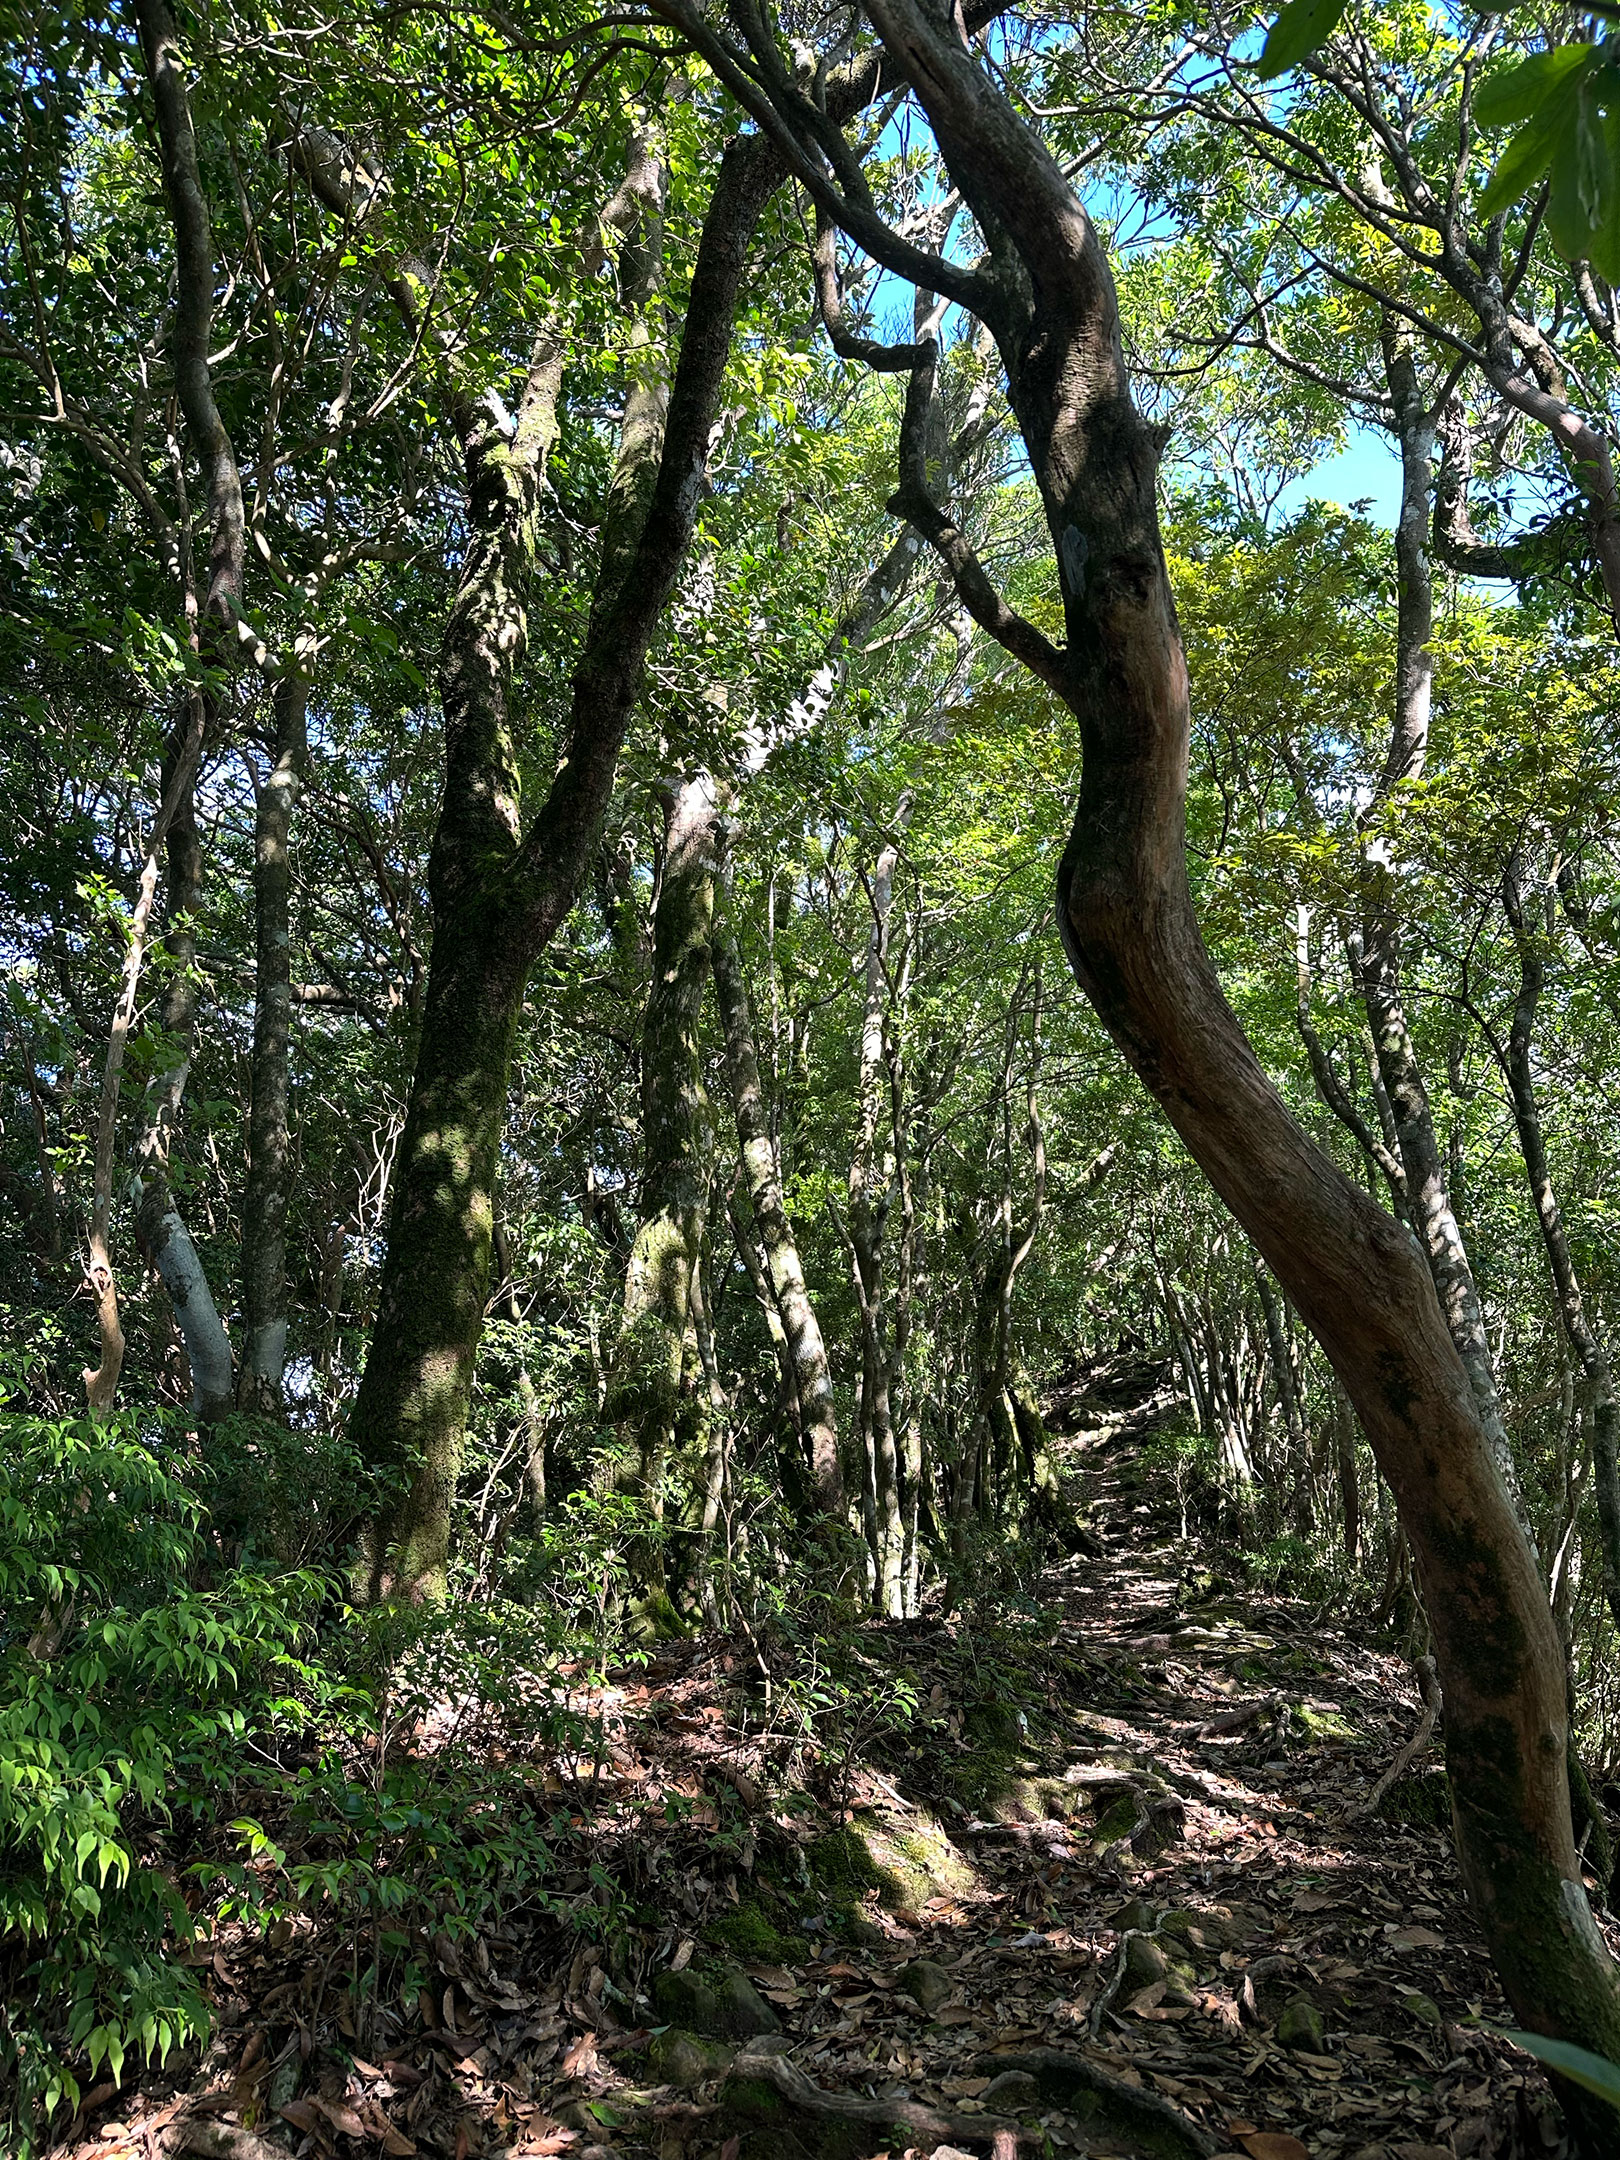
1276,422 -> 1403,526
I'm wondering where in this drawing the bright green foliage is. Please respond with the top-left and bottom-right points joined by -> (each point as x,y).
0,1406 -> 323,2135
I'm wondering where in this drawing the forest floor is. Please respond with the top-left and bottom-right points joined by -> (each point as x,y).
55,1366 -> 1609,2160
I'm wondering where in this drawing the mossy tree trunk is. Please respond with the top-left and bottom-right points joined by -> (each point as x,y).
702,0 -> 1620,2126
348,126 -> 793,1595
711,855 -> 843,1516
604,774 -> 724,1548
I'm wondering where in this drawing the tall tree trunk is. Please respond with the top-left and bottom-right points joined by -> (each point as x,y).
760,0 -> 1620,2113
1357,327 -> 1516,1498
1500,856 -> 1620,1635
130,0 -> 246,1423
133,742 -> 235,1422
604,774 -> 723,1529
711,855 -> 842,1514
347,129 -> 788,1595
240,668 -> 309,1414
847,808 -> 908,1615
81,705 -> 205,1413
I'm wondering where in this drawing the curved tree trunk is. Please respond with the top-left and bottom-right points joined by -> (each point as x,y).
778,0 -> 1620,2119
347,129 -> 788,1595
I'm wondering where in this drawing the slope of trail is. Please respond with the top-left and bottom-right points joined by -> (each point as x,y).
56,1365 -> 1613,2160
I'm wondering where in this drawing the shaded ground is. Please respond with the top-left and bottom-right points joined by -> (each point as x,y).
54,1363 -> 1610,2160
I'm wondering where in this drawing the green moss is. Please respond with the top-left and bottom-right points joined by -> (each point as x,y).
810,1809 -> 975,1922
707,1897 -> 802,1962
628,1586 -> 687,1641
1378,1764 -> 1452,1827
807,1826 -> 881,1896
1295,1703 -> 1358,1743
1093,1794 -> 1141,1843
945,1742 -> 1020,1816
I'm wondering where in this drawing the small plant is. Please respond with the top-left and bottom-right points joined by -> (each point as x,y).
0,1406 -> 324,2145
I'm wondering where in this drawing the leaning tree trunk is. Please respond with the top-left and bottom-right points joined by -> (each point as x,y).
347,129 -> 787,1595
711,855 -> 843,1515
781,0 -> 1620,2119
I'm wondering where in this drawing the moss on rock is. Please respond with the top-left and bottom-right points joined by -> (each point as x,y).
706,1895 -> 803,1964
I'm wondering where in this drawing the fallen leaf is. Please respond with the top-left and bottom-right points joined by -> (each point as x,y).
278,2100 -> 321,2133
1237,2134 -> 1310,2160
561,2034 -> 600,2079
1389,1926 -> 1443,1949
314,2097 -> 367,2138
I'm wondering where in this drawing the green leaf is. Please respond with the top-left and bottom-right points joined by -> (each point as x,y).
1590,105 -> 1620,279
1480,106 -> 1566,215
1547,85 -> 1614,256
1475,43 -> 1596,129
1259,0 -> 1350,77
1504,2032 -> 1620,2112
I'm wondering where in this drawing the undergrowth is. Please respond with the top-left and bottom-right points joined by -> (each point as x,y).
0,1407 -> 637,2154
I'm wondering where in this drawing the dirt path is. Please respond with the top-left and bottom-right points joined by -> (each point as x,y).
59,1384 -> 1607,2160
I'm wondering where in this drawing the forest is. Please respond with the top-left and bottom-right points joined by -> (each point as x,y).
9,0 -> 1620,2155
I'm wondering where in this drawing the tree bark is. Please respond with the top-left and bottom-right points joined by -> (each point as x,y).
1356,329 -> 1517,1500
347,129 -> 787,1595
711,856 -> 843,1515
604,774 -> 723,1515
1500,856 -> 1620,1637
847,807 -> 909,1615
80,702 -> 205,1414
724,0 -> 1620,2113
131,0 -> 245,1423
240,668 -> 309,1414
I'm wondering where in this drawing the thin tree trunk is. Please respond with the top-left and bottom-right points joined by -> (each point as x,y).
711,859 -> 842,1514
1293,902 -> 1407,1211
1500,856 -> 1620,1635
81,704 -> 205,1413
848,807 -> 908,1614
240,668 -> 309,1413
130,0 -> 246,1423
1357,328 -> 1516,1499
